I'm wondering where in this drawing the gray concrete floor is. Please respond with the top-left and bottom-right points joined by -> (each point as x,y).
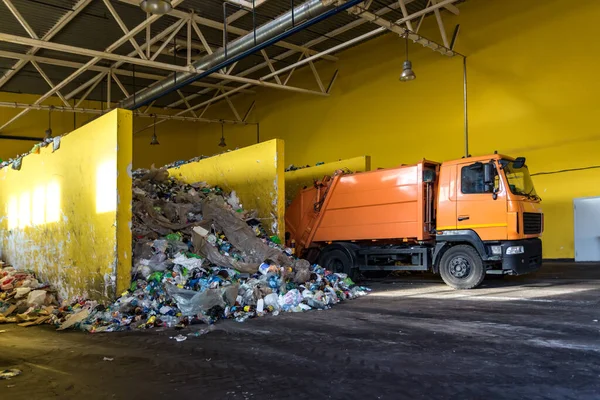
2,261 -> 600,399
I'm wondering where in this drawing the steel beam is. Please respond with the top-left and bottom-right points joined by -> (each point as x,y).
0,0 -> 92,89
171,0 -> 455,111
116,0 -> 337,61
63,0 -> 185,101
0,101 -> 246,125
102,0 -> 148,60
30,61 -> 71,107
165,0 -> 411,109
0,33 -> 328,97
0,0 -> 184,131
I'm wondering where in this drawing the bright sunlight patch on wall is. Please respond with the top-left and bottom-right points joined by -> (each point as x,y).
96,160 -> 117,214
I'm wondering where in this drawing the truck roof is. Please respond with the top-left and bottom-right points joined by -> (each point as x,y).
441,154 -> 514,166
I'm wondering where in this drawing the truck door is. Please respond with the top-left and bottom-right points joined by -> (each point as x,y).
456,161 -> 508,241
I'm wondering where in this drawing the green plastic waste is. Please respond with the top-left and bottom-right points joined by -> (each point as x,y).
270,236 -> 282,245
148,272 -> 164,283
343,277 -> 355,287
185,252 -> 202,259
166,232 -> 182,241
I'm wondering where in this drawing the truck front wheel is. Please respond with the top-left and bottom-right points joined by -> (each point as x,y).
439,245 -> 485,290
319,248 -> 359,281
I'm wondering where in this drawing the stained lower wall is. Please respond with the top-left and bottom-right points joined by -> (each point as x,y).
0,109 -> 132,301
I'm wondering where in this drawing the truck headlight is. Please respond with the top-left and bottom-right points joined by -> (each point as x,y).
490,246 -> 502,255
506,246 -> 524,255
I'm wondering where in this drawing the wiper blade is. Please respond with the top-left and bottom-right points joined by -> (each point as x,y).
525,187 -> 540,201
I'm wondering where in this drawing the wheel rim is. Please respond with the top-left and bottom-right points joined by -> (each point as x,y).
328,259 -> 344,273
449,256 -> 471,279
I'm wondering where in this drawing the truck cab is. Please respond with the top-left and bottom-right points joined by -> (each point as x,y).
285,153 -> 543,289
433,154 -> 543,288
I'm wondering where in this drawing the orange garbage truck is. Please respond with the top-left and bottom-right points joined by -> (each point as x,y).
285,154 -> 543,289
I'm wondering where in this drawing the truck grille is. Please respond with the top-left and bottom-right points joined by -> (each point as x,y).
523,212 -> 542,234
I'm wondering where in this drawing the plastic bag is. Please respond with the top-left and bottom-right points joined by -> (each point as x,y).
140,253 -> 169,272
227,190 -> 240,209
14,287 -> 32,299
279,289 -> 303,311
263,293 -> 280,311
168,240 -> 189,255
166,285 -> 225,316
221,284 -> 239,306
26,290 -> 47,307
238,279 -> 260,306
152,239 -> 169,253
172,253 -> 204,270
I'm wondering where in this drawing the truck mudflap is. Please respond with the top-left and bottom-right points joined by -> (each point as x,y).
501,238 -> 542,275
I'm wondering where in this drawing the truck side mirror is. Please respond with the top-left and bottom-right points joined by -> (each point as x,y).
513,157 -> 526,169
484,162 -> 497,196
484,163 -> 493,185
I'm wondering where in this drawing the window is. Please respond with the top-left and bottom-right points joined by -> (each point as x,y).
461,164 -> 488,194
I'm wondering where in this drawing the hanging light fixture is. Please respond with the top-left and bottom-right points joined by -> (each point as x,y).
140,0 -> 172,15
399,33 -> 416,82
150,114 -> 160,145
218,123 -> 227,147
44,106 -> 53,139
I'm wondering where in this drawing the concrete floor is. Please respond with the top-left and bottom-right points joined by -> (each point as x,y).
2,262 -> 600,399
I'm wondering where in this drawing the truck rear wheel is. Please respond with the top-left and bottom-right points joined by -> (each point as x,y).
439,245 -> 485,290
319,248 -> 359,281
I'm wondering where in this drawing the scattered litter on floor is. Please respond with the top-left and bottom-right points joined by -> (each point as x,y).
103,357 -> 114,361
0,330 -> 6,333
188,325 -> 215,337
0,166 -> 369,334
0,369 -> 22,380
171,334 -> 187,342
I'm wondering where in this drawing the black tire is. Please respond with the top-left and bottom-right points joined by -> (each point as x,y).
319,248 -> 359,281
439,245 -> 485,289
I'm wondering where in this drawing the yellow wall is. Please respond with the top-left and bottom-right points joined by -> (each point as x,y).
167,139 -> 285,240
0,109 -> 132,301
1,0 -> 598,259
284,156 -> 371,204
181,0 -> 600,259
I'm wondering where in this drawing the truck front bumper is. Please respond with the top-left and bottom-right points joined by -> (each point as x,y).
501,238 -> 542,275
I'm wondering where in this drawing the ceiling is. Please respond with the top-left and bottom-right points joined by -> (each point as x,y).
0,0 -> 463,125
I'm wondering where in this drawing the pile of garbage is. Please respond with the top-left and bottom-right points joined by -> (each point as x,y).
0,262 -> 61,326
0,167 -> 369,332
285,161 -> 325,172
162,155 -> 211,169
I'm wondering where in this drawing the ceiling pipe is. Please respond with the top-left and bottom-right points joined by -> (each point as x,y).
117,0 -> 364,110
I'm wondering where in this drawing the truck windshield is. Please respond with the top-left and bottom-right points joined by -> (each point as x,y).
502,160 -> 539,199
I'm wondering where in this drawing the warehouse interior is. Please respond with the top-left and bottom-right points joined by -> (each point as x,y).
1,0 -> 600,398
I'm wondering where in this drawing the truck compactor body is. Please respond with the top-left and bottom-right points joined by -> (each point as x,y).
285,154 -> 543,289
